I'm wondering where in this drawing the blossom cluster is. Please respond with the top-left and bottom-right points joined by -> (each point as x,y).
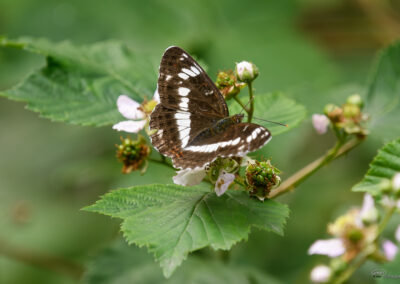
308,173 -> 400,283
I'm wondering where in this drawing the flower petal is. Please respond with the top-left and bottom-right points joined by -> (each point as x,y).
117,95 -> 145,119
382,239 -> 398,261
393,172 -> 400,192
153,88 -> 160,103
312,114 -> 330,135
308,238 -> 346,258
310,265 -> 332,283
173,168 -> 206,186
215,171 -> 235,196
395,225 -> 400,243
112,120 -> 146,133
359,193 -> 378,225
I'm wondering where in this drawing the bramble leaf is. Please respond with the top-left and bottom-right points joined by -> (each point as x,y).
83,239 -> 283,284
366,41 -> 400,140
352,138 -> 400,195
0,37 -> 156,126
84,184 -> 289,277
229,92 -> 306,135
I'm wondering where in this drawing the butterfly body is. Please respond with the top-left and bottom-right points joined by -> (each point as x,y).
150,46 -> 271,170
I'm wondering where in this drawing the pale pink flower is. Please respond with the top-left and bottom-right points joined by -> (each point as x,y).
312,114 -> 330,135
310,265 -> 332,283
393,172 -> 400,192
112,90 -> 160,133
173,168 -> 206,187
395,225 -> 400,243
382,240 -> 398,261
308,238 -> 346,258
359,194 -> 379,225
215,171 -> 235,196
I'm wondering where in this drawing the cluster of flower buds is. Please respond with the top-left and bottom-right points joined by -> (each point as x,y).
116,136 -> 150,174
215,70 -> 246,100
245,160 -> 281,201
312,94 -> 369,138
309,193 -> 400,283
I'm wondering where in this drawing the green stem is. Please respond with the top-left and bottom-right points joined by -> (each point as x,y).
269,138 -> 363,199
332,206 -> 397,284
233,96 -> 250,113
247,82 -> 254,123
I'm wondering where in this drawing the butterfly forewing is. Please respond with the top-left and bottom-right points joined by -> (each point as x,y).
157,46 -> 228,118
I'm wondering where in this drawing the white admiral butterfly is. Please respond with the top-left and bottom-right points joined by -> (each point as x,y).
150,46 -> 271,170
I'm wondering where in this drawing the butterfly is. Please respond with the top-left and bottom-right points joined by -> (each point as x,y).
150,46 -> 271,170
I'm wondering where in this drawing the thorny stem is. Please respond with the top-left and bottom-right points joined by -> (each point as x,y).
0,238 -> 84,279
332,206 -> 397,284
247,82 -> 254,123
268,138 -> 363,199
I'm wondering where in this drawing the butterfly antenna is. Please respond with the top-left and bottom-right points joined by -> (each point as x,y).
239,96 -> 255,115
245,116 -> 288,127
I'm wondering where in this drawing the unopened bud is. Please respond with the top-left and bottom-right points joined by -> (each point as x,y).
346,94 -> 363,108
235,61 -> 259,83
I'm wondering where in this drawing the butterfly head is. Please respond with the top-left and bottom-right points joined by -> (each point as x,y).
232,114 -> 244,124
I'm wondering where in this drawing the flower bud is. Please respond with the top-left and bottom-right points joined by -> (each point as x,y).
346,94 -> 363,108
310,265 -> 332,283
323,104 -> 343,123
343,104 -> 360,119
235,61 -> 259,83
215,71 -> 244,100
245,160 -> 281,200
116,136 -> 150,174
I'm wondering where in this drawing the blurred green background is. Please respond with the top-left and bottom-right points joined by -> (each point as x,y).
0,0 -> 399,283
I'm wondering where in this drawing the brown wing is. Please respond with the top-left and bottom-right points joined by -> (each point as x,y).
169,123 -> 271,170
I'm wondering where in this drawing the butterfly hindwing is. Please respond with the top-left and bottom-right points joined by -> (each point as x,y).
170,123 -> 271,170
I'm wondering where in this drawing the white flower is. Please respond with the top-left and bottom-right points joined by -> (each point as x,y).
382,240 -> 398,261
392,173 -> 400,192
312,114 -> 330,135
308,238 -> 346,258
359,194 -> 379,225
310,265 -> 332,283
395,225 -> 400,243
173,168 -> 206,186
235,61 -> 258,82
215,170 -> 235,196
112,90 -> 160,133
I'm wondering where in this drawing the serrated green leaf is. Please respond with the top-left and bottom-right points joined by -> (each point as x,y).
83,238 -> 283,284
0,37 -> 156,126
366,41 -> 400,140
229,92 -> 306,135
84,184 -> 289,277
352,138 -> 400,195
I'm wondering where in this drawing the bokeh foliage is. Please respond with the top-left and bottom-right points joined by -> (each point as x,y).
1,0 -> 399,283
